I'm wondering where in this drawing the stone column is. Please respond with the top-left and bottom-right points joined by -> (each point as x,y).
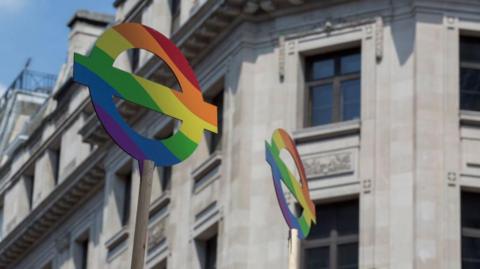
33,149 -> 59,208
3,176 -> 33,234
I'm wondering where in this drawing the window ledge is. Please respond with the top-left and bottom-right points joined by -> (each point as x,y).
105,227 -> 129,262
191,151 -> 222,194
149,192 -> 170,223
192,202 -> 221,238
460,110 -> 480,127
293,120 -> 361,143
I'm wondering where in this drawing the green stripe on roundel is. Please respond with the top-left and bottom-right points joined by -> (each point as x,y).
90,46 -> 115,64
270,140 -> 280,156
274,154 -> 295,192
79,46 -> 162,114
162,131 -> 197,160
299,216 -> 309,235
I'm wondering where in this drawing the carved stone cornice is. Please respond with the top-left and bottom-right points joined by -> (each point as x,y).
0,148 -> 106,268
80,0 -> 357,148
293,120 -> 360,143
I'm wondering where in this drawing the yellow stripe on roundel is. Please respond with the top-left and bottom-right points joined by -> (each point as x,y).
134,76 -> 215,143
96,29 -> 134,60
273,134 -> 286,150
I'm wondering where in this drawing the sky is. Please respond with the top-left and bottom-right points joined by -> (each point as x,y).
0,0 -> 115,94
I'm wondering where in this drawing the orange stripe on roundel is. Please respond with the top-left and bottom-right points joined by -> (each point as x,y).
278,129 -> 315,210
113,24 -> 171,69
114,24 -> 197,96
114,23 -> 217,126
172,90 -> 217,126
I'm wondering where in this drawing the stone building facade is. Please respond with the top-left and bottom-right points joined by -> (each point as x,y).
1,0 -> 480,268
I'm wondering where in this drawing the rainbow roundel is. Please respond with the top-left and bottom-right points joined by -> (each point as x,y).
73,23 -> 217,166
265,129 -> 316,239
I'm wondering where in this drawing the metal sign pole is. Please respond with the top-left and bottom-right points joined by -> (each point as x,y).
131,159 -> 155,269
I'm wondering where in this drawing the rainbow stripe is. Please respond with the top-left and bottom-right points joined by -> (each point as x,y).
265,129 -> 316,239
73,23 -> 217,166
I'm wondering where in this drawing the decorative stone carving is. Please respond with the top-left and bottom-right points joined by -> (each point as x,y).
302,152 -> 354,179
446,16 -> 456,31
148,219 -> 166,251
363,179 -> 372,194
447,172 -> 456,187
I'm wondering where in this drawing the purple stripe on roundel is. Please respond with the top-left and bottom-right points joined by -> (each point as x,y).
94,103 -> 146,161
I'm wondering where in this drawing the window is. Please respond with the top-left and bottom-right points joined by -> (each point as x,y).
48,145 -> 60,185
116,167 -> 132,227
306,49 -> 361,126
460,36 -> 480,111
206,89 -> 224,154
41,261 -> 53,269
160,166 -> 172,192
24,175 -> 34,210
127,13 -> 142,72
152,259 -> 167,269
302,200 -> 359,269
170,0 -> 181,34
197,235 -> 217,269
74,234 -> 89,269
121,173 -> 132,226
129,49 -> 140,72
204,235 -> 217,269
195,225 -> 218,269
0,202 -> 3,240
462,192 -> 480,268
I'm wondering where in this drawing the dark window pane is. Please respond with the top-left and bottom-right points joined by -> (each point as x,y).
341,54 -> 361,74
308,205 -> 335,240
122,175 -> 132,226
205,236 -> 217,269
207,90 -> 224,153
338,243 -> 359,269
305,247 -> 329,269
461,68 -> 480,111
81,239 -> 88,269
312,59 -> 334,80
463,236 -> 480,268
304,200 -> 359,269
308,200 -> 359,239
170,0 -> 181,33
462,192 -> 480,229
161,166 -> 172,191
310,84 -> 333,126
306,49 -> 361,126
461,36 -> 480,64
337,200 -> 359,236
341,79 -> 361,121
209,90 -> 224,153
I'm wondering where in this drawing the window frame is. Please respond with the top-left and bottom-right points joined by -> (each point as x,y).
207,89 -> 224,154
114,163 -> 133,228
74,231 -> 90,269
170,0 -> 181,34
460,35 -> 480,112
204,81 -> 224,155
305,48 -> 361,127
204,235 -> 218,269
461,191 -> 480,268
301,199 -> 359,269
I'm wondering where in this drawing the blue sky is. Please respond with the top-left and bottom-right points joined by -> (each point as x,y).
0,0 -> 115,93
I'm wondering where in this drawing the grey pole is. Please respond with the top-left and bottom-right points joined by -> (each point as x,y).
131,159 -> 155,269
288,229 -> 300,269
